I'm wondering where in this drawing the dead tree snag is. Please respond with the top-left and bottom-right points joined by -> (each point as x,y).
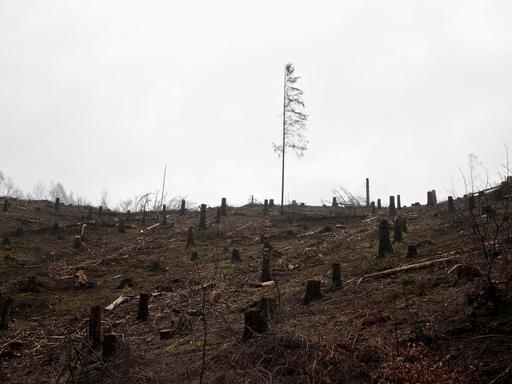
371,201 -> 376,214
389,196 -> 397,216
269,199 -> 275,207
332,197 -> 337,207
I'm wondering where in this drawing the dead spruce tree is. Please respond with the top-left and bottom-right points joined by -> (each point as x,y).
378,219 -> 393,257
273,63 -> 308,215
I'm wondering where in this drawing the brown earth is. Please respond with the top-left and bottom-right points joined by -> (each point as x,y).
1,193 -> 511,383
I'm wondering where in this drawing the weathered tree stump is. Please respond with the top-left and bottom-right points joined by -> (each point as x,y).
393,218 -> 403,242
186,227 -> 195,248
220,197 -> 227,216
263,199 -> 269,215
2,199 -> 8,213
377,199 -> 382,209
137,293 -> 150,321
332,263 -> 342,288
162,204 -> 167,225
215,207 -> 221,224
332,197 -> 337,207
448,196 -> 455,213
378,220 -> 393,257
258,297 -> 276,321
389,196 -> 397,216
242,309 -> 267,341
260,252 -> 272,282
407,244 -> 418,258
89,305 -> 102,348
102,334 -> 117,358
73,236 -> 81,249
199,204 -> 207,230
179,199 -> 186,216
468,194 -> 476,210
52,222 -> 60,236
269,199 -> 275,207
397,195 -> 401,209
118,218 -> 125,233
371,201 -> 376,214
303,280 -> 322,304
401,216 -> 408,233
54,197 -> 60,212
231,248 -> 241,262
0,295 -> 14,330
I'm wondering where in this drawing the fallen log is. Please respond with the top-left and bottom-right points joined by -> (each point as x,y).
146,223 -> 160,231
355,255 -> 460,285
105,294 -> 132,311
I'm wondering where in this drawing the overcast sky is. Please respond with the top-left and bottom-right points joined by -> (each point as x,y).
1,1 -> 511,208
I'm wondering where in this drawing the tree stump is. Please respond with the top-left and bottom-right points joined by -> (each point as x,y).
73,236 -> 81,249
160,329 -> 172,340
401,216 -> 408,233
407,244 -> 418,258
378,220 -> 393,257
0,295 -> 14,330
186,227 -> 195,248
87,207 -> 93,221
332,263 -> 342,288
468,194 -> 476,210
371,201 -> 376,214
98,206 -> 103,218
199,204 -> 207,230
393,218 -> 403,242
89,305 -> 102,348
179,199 -> 186,216
231,248 -> 241,262
215,207 -> 221,224
102,334 -> 117,358
220,198 -> 227,216
1,236 -> 11,247
118,218 -> 125,233
142,209 -> 147,228
2,199 -> 8,213
431,190 -> 437,205
448,196 -> 455,213
260,252 -> 272,282
190,251 -> 199,261
162,204 -> 167,225
377,199 -> 382,209
242,309 -> 267,341
303,280 -> 322,304
366,177 -> 370,207
137,293 -> 150,321
389,196 -> 397,216
397,195 -> 401,209
263,199 -> 269,215
269,199 -> 275,207
54,197 -> 60,212
258,297 -> 276,321
332,197 -> 337,207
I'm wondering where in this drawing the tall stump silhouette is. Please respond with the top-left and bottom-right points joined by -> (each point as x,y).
260,251 -> 272,282
389,196 -> 397,216
220,197 -> 227,216
397,195 -> 401,209
371,201 -> 376,214
332,263 -> 342,288
393,217 -> 403,242
378,220 -> 393,257
303,280 -> 322,304
263,199 -> 269,215
377,199 -> 382,209
89,305 -> 102,348
186,227 -> 195,248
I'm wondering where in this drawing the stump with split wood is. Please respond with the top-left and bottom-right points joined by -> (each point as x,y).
199,204 -> 207,230
242,309 -> 267,341
137,293 -> 149,321
303,280 -> 322,304
89,305 -> 102,348
378,220 -> 393,257
332,263 -> 342,288
186,227 -> 195,248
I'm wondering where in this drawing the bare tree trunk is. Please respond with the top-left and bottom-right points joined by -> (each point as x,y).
280,67 -> 286,216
